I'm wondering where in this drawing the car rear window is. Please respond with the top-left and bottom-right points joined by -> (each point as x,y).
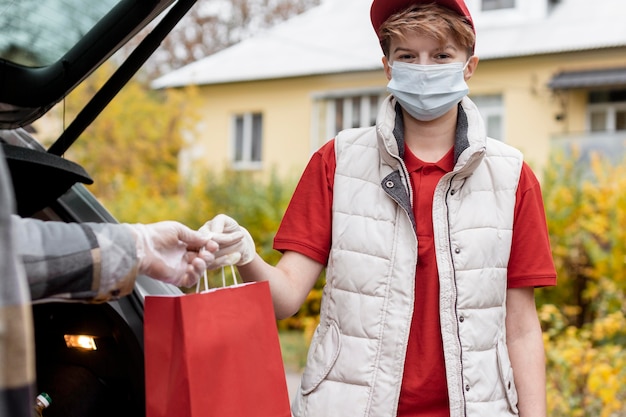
0,0 -> 120,66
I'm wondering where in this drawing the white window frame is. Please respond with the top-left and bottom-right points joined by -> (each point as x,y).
587,102 -> 626,133
481,0 -> 516,11
231,112 -> 263,170
470,0 -> 546,29
311,87 -> 387,153
470,94 -> 505,141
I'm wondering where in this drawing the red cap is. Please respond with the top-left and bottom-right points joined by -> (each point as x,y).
370,0 -> 475,38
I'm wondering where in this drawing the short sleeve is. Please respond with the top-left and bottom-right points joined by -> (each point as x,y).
507,162 -> 557,288
273,140 -> 336,265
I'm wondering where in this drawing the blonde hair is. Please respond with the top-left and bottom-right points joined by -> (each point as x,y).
378,3 -> 475,58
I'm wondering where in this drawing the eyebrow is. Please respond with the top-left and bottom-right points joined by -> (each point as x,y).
391,44 -> 459,54
392,46 -> 413,54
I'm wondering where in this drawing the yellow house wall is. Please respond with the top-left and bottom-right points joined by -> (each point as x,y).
191,46 -> 626,182
469,47 -> 626,172
192,70 -> 387,181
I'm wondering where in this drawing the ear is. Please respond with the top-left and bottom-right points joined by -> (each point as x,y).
464,55 -> 480,81
382,56 -> 392,81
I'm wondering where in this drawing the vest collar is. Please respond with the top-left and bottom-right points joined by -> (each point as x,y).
375,96 -> 487,175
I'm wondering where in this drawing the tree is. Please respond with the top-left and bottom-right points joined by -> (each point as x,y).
539,148 -> 626,416
48,61 -> 204,222
38,0 -> 323,222
540,149 -> 626,326
123,0 -> 322,79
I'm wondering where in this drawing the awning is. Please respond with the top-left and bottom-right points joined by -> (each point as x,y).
548,67 -> 626,89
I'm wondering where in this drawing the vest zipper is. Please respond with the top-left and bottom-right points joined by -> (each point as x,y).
444,174 -> 468,417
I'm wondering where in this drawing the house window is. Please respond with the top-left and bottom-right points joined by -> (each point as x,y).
481,0 -> 516,11
470,94 -> 505,141
311,89 -> 387,151
331,94 -> 381,132
587,90 -> 626,132
232,112 -> 263,169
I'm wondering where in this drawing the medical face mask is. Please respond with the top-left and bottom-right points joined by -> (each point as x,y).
387,60 -> 470,121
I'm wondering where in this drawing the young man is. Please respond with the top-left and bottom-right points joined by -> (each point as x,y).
204,1 -> 557,416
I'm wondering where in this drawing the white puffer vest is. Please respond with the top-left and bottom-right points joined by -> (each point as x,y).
291,96 -> 523,417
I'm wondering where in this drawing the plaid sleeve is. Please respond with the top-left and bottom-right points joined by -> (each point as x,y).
12,217 -> 138,302
1,155 -> 35,417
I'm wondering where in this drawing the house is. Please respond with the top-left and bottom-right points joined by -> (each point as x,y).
153,0 -> 626,181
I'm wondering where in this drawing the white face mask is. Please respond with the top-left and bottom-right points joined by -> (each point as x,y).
387,60 -> 470,121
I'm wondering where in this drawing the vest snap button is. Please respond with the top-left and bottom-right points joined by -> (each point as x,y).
455,248 -> 461,254
450,189 -> 456,195
459,316 -> 464,323
385,181 -> 394,188
465,384 -> 470,392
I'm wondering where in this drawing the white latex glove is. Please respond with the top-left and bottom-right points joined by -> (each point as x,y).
129,221 -> 219,287
198,214 -> 256,267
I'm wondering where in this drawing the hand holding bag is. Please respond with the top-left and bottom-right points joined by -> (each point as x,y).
144,267 -> 292,417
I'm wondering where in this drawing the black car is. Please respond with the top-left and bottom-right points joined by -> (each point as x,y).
0,1 -> 197,415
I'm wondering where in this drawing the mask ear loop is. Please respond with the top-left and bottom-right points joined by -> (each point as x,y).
462,56 -> 476,77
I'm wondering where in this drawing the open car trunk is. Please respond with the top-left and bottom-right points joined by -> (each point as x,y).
0,0 -> 198,415
0,125 -> 185,416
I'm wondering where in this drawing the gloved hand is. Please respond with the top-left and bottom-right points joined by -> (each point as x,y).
128,221 -> 219,287
199,214 -> 256,267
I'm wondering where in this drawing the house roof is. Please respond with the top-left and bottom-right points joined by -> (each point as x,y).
152,0 -> 626,89
548,67 -> 626,89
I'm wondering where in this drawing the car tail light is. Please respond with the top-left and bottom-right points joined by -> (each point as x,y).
63,334 -> 98,351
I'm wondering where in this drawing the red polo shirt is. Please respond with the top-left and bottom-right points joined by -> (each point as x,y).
274,139 -> 556,416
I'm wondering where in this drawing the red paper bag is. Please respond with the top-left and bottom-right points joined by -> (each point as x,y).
144,280 -> 292,417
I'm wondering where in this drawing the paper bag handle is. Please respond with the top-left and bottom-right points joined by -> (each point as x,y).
196,264 -> 239,293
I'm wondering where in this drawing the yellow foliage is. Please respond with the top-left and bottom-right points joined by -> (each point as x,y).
542,149 -> 626,416
591,311 -> 626,342
52,62 -> 203,219
545,321 -> 626,417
